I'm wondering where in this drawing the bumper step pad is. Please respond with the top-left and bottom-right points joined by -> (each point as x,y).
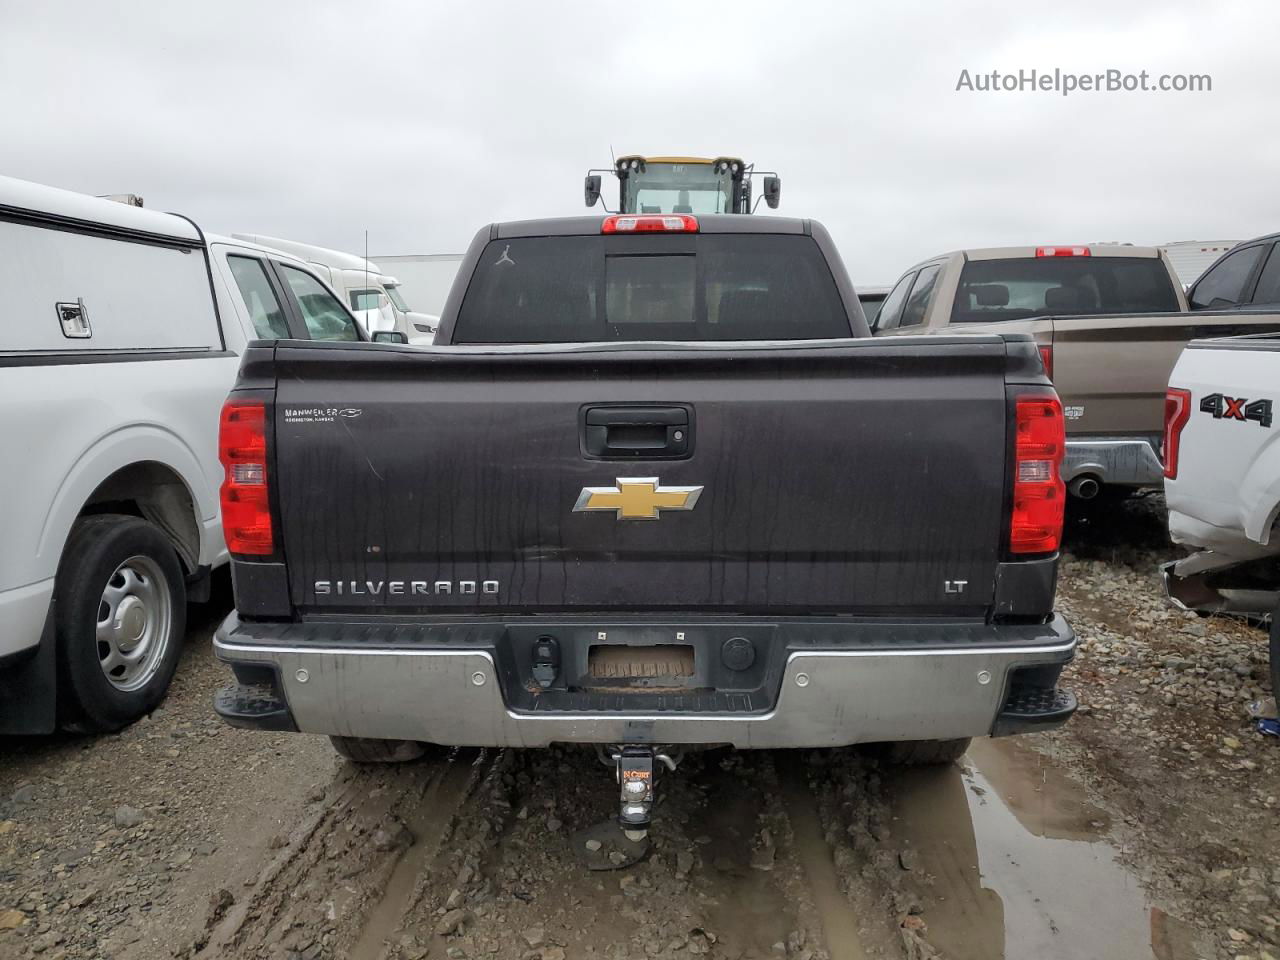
992,685 -> 1077,737
214,682 -> 297,732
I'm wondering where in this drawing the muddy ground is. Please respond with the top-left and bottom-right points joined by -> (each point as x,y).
1,495 -> 1277,960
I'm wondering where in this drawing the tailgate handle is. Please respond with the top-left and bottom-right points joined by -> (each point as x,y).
583,405 -> 691,459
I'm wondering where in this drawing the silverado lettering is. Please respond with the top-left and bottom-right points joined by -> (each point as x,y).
314,580 -> 500,596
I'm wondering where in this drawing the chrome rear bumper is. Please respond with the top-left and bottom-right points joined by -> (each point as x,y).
1063,437 -> 1164,487
214,614 -> 1077,748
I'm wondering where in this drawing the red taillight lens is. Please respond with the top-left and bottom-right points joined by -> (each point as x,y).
219,399 -> 273,556
1035,246 -> 1090,257
1010,395 -> 1065,554
1163,388 -> 1192,479
602,214 -> 699,234
1038,344 -> 1054,380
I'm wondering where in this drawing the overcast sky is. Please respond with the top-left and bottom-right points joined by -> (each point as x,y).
2,0 -> 1277,281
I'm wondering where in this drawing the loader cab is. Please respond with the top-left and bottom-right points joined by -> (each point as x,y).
622,158 -> 737,214
585,155 -> 780,215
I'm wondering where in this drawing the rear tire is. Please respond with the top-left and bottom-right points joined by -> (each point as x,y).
55,515 -> 187,732
884,737 -> 972,766
329,736 -> 428,763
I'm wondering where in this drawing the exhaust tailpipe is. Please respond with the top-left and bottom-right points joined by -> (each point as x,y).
1069,476 -> 1101,500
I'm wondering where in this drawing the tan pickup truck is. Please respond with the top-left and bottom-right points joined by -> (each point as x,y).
872,243 -> 1280,498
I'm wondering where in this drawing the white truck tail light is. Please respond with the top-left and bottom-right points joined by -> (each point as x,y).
1163,388 -> 1192,479
219,399 -> 273,556
1010,395 -> 1066,554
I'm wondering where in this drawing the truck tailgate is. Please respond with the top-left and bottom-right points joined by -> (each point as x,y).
269,339 -> 1012,615
1050,311 -> 1280,436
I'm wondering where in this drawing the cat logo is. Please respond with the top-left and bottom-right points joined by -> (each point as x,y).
573,477 -> 703,520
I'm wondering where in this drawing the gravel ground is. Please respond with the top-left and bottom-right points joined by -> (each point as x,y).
0,502 -> 1276,960
0,582 -> 338,960
1042,495 -> 1280,959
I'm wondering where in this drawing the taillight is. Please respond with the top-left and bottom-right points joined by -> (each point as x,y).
1010,394 -> 1066,554
602,214 -> 699,234
1035,246 -> 1090,257
1038,344 -> 1054,380
1163,388 -> 1192,480
219,399 -> 273,556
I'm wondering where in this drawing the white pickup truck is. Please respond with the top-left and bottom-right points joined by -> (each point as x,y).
1163,332 -> 1279,697
0,174 -> 371,735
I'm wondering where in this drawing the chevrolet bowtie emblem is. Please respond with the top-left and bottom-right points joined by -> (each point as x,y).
573,477 -> 704,520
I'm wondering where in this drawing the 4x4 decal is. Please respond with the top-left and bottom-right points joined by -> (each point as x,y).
1199,393 -> 1273,428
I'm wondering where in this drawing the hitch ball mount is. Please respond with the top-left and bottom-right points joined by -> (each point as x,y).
609,745 -> 678,840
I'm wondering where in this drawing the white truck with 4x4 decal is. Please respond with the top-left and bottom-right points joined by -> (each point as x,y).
1163,332 -> 1280,699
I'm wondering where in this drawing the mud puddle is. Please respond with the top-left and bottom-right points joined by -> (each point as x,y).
887,737 -> 1208,960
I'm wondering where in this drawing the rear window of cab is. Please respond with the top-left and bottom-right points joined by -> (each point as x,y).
454,234 -> 850,343
952,256 -> 1179,323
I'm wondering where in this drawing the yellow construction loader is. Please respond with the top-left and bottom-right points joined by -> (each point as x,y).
584,155 -> 780,215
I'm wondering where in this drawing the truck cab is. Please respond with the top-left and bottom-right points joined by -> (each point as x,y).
1186,232 -> 1280,313
232,234 -> 436,344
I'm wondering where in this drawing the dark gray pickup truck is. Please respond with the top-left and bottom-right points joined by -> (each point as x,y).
213,213 -> 1077,834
